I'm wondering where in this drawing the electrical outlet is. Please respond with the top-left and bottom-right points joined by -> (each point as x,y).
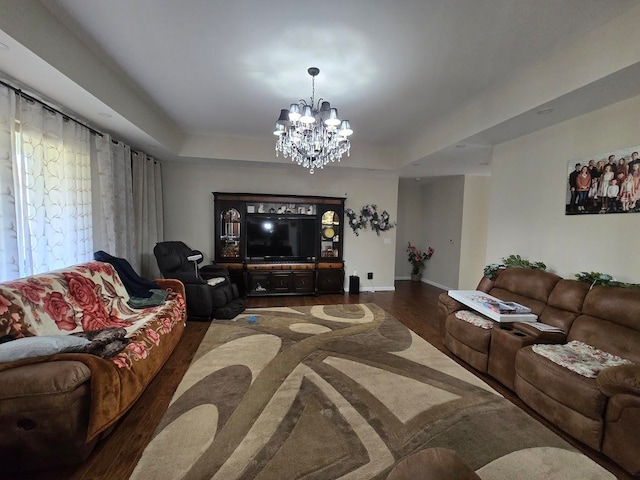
367,272 -> 373,280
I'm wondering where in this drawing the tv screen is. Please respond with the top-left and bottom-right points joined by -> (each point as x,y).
246,217 -> 316,260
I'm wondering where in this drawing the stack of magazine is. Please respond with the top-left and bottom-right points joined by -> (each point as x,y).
528,323 -> 565,333
482,300 -> 531,315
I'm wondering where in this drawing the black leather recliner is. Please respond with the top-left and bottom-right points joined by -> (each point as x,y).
153,241 -> 245,321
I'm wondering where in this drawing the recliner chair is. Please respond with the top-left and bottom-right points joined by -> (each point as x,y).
153,241 -> 245,321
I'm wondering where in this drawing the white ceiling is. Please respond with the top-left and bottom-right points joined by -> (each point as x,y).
1,0 -> 639,181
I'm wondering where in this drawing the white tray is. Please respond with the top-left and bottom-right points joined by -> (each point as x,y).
448,290 -> 538,323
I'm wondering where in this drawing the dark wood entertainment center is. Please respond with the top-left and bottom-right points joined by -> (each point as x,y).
213,192 -> 345,296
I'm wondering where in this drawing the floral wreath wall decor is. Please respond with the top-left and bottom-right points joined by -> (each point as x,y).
345,204 -> 396,236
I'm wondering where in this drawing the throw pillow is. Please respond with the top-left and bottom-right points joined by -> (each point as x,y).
0,335 -> 91,363
207,277 -> 226,287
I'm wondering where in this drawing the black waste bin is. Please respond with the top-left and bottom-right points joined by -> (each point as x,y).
349,275 -> 360,294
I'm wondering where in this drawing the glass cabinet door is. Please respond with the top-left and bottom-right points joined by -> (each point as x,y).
220,208 -> 241,258
320,210 -> 340,259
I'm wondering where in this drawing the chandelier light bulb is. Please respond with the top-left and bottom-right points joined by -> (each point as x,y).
273,123 -> 285,135
325,108 -> 341,126
338,120 -> 353,137
300,105 -> 315,124
288,103 -> 301,122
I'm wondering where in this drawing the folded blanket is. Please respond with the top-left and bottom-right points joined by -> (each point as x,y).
127,289 -> 169,309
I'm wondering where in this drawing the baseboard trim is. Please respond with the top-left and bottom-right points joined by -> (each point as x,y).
394,276 -> 452,291
423,278 -> 452,291
358,286 -> 395,292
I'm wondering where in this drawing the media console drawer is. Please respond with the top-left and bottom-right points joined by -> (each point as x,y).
247,269 -> 315,296
316,268 -> 344,294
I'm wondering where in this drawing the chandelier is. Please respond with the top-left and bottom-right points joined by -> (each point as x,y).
273,67 -> 353,174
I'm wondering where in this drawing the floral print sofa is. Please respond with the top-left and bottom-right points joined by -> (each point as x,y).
438,268 -> 640,475
0,262 -> 186,472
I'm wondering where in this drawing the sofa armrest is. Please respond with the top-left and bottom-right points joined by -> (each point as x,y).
0,360 -> 92,398
437,293 -> 465,336
154,278 -> 186,301
597,364 -> 640,397
438,293 -> 464,315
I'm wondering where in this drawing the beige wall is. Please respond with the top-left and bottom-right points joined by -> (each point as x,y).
487,94 -> 640,282
459,176 -> 491,289
410,175 -> 489,290
395,182 -> 423,278
419,176 -> 465,289
162,161 -> 399,290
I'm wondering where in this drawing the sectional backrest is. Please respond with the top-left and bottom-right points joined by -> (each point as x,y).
568,285 -> 640,364
488,268 -> 562,315
538,279 -> 590,332
473,268 -> 640,362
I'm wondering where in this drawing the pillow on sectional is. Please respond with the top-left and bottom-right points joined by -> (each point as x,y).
0,335 -> 91,363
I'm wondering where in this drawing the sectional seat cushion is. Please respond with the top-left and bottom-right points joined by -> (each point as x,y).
515,344 -> 608,450
532,340 -> 633,379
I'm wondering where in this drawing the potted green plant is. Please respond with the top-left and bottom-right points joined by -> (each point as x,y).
407,243 -> 434,281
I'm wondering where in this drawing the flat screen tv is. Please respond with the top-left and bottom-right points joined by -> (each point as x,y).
246,216 -> 316,261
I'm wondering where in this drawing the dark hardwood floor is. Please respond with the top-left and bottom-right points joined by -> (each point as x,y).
10,282 -> 636,480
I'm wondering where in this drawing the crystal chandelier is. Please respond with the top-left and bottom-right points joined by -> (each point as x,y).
273,67 -> 353,174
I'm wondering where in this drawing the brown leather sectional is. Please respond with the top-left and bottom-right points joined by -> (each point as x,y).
438,267 -> 640,475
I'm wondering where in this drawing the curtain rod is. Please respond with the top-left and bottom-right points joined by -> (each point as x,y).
0,78 -> 103,137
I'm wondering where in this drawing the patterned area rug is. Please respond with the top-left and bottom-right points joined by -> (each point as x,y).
130,304 -> 614,480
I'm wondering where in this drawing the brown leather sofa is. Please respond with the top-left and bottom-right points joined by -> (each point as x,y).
0,262 -> 187,472
438,267 -> 640,475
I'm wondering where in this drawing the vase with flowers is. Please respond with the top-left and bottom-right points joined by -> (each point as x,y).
407,242 -> 434,281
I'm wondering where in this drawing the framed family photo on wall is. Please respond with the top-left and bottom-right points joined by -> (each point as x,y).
566,145 -> 640,215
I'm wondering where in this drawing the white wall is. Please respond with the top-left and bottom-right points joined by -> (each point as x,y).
162,161 -> 399,290
487,94 -> 640,282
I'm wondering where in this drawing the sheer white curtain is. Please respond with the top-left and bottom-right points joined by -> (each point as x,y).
92,133 -> 136,262
132,152 -> 163,279
0,83 -> 162,282
0,85 -> 20,281
15,97 -> 93,275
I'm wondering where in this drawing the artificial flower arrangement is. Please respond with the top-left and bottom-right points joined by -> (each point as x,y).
345,204 -> 396,236
407,242 -> 434,275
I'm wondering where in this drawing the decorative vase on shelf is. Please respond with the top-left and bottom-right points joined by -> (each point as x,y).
411,273 -> 422,282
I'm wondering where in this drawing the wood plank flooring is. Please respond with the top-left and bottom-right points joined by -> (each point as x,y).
8,282 -> 636,480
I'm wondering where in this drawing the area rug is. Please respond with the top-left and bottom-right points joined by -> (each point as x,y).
130,304 -> 614,480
